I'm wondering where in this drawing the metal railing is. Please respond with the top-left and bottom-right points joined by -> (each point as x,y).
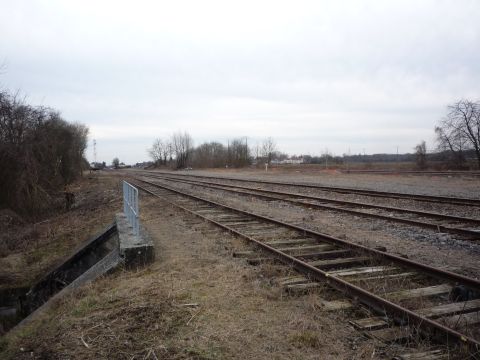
123,181 -> 139,236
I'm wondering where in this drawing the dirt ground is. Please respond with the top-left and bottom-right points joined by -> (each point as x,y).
1,169 -> 478,359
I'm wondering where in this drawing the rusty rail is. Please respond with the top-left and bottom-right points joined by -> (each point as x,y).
341,169 -> 480,177
137,170 -> 480,207
144,174 -> 480,240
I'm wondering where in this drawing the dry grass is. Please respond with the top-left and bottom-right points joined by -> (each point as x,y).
0,268 -> 194,359
0,173 -> 123,289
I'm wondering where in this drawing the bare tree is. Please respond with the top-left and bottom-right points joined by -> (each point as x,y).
414,140 -> 427,169
112,157 -> 120,168
435,100 -> 480,168
162,140 -> 171,165
148,137 -> 179,167
148,138 -> 164,166
167,141 -> 173,163
254,142 -> 260,162
261,137 -> 277,164
171,131 -> 193,169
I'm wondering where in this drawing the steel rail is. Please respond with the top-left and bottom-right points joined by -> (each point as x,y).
139,170 -> 480,207
152,174 -> 480,224
132,177 -> 480,352
341,169 -> 480,177
146,174 -> 480,240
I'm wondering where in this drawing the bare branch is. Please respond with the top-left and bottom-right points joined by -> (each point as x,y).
435,99 -> 480,168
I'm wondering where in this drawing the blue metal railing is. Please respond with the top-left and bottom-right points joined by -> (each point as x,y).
123,181 -> 139,236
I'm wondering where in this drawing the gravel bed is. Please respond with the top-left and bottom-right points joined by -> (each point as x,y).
147,170 -> 480,219
168,169 -> 480,199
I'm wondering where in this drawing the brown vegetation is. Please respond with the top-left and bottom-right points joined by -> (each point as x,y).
0,174 -> 122,289
0,90 -> 89,217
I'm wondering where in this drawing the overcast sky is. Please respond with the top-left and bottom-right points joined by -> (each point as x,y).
1,0 -> 479,164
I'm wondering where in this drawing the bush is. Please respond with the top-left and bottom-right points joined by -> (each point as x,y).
0,90 -> 89,217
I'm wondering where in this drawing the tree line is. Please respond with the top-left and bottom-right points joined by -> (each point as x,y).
148,133 -> 277,169
149,99 -> 480,171
0,90 -> 89,216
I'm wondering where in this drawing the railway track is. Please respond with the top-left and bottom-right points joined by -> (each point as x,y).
341,170 -> 480,177
139,173 -> 480,240
136,170 -> 480,207
131,176 -> 480,356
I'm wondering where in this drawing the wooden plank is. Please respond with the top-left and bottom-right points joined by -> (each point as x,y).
221,221 -> 263,227
385,284 -> 452,301
299,249 -> 353,260
212,213 -> 243,218
243,228 -> 289,236
328,266 -> 397,277
351,284 -> 451,329
352,285 -> 455,331
417,299 -> 480,318
276,275 -> 306,283
279,277 -> 310,287
438,310 -> 480,329
350,317 -> 388,330
350,272 -> 417,283
265,238 -> 317,247
367,326 -> 411,343
319,299 -> 354,311
295,249 -> 350,260
277,244 -> 334,254
212,216 -> 250,222
241,224 -> 280,231
285,282 -> 322,293
195,209 -> 223,214
308,256 -> 369,269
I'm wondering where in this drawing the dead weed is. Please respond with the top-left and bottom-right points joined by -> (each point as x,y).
0,270 -> 195,360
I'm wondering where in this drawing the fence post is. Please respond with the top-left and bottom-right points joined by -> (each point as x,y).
122,181 -> 139,236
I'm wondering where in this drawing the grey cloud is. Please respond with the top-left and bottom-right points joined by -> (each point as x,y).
1,0 -> 479,163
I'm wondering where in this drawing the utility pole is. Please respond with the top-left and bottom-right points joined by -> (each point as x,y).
347,147 -> 350,172
227,139 -> 230,168
93,139 -> 97,166
325,148 -> 328,169
245,136 -> 248,165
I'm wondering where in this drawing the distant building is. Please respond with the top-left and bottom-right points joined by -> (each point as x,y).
271,157 -> 304,165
